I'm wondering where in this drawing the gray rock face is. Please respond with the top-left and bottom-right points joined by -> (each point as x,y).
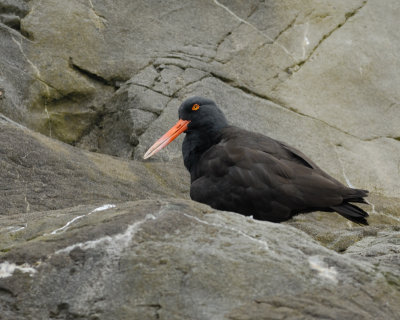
0,117 -> 189,215
0,0 -> 399,319
0,0 -> 29,31
1,200 -> 399,320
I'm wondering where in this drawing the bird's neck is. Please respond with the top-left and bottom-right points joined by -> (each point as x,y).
182,124 -> 227,180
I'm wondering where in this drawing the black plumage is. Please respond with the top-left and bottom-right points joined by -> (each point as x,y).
144,96 -> 369,225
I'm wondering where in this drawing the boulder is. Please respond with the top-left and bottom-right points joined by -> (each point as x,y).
0,116 -> 189,215
1,200 -> 399,320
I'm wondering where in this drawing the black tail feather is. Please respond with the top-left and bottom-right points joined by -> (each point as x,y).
346,197 -> 368,204
345,188 -> 369,203
331,202 -> 369,225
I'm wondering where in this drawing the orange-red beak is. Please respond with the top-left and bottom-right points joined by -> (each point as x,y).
143,119 -> 190,159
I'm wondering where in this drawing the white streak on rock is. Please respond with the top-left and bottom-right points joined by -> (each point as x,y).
183,213 -> 269,251
0,114 -> 27,129
50,215 -> 85,235
11,37 -> 43,88
55,214 -> 156,255
346,221 -> 353,229
333,145 -> 355,188
213,0 -> 294,60
365,197 -> 400,222
343,172 -> 355,188
50,204 -> 116,235
12,35 -> 53,137
308,255 -> 338,283
89,204 -> 116,215
302,22 -> 310,59
355,188 -> 400,223
366,199 -> 377,214
0,261 -> 37,278
8,224 -> 27,233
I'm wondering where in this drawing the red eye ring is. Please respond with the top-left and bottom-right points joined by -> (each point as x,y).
192,104 -> 200,111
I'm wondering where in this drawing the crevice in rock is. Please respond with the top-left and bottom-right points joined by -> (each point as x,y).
129,82 -> 173,98
139,60 -> 210,97
141,64 -> 388,144
33,77 -> 63,98
0,21 -> 28,41
246,2 -> 259,19
286,0 -> 368,74
216,29 -> 233,50
0,114 -> 27,129
128,65 -> 211,158
48,302 -> 89,319
154,55 -> 214,73
359,136 -> 400,143
46,91 -> 94,106
87,0 -> 108,22
213,0 -> 271,42
273,13 -> 299,42
214,29 -> 236,65
210,70 -> 291,107
72,106 -> 106,149
213,0 -> 295,61
165,50 -> 214,64
76,63 -> 179,155
0,1 -> 29,34
136,304 -> 162,319
171,75 -> 212,98
69,58 -> 118,90
209,71 -> 366,140
0,286 -> 15,297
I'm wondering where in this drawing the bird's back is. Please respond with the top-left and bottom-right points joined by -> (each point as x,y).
190,126 -> 368,223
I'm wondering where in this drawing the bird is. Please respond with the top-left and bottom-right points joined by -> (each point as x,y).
144,96 -> 369,225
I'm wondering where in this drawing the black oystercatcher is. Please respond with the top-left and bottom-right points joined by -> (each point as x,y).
144,97 -> 369,225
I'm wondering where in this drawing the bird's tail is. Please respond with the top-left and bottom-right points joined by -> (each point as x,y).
331,203 -> 369,225
344,188 -> 369,203
331,189 -> 369,225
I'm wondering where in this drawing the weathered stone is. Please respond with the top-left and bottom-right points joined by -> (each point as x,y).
0,0 -> 29,31
0,0 -> 399,318
0,200 -> 399,320
0,117 -> 189,215
270,0 -> 400,141
0,24 -> 30,125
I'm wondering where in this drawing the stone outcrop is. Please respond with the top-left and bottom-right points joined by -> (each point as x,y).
0,0 -> 399,319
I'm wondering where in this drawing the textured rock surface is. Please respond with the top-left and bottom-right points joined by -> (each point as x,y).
0,0 -> 399,319
1,200 -> 399,320
0,117 -> 189,215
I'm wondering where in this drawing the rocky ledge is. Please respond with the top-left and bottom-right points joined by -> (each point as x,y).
1,0 -> 399,319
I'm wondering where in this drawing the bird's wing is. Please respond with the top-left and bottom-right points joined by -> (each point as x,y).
222,126 -> 322,168
221,126 -> 343,181
190,134 -> 348,220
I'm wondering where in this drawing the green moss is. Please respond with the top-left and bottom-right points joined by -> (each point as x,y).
383,272 -> 400,288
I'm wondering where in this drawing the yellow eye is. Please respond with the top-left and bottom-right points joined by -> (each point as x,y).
192,104 -> 200,111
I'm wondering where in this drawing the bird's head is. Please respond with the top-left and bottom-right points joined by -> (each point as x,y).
143,96 -> 227,159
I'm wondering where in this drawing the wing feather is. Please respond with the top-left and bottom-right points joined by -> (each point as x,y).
190,126 -> 365,222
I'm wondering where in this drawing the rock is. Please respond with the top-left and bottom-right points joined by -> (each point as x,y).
0,116 -> 189,215
0,22 -> 30,126
0,200 -> 399,319
0,0 -> 400,318
0,0 -> 29,31
4,0 -> 238,142
271,0 -> 400,141
346,230 -> 400,275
